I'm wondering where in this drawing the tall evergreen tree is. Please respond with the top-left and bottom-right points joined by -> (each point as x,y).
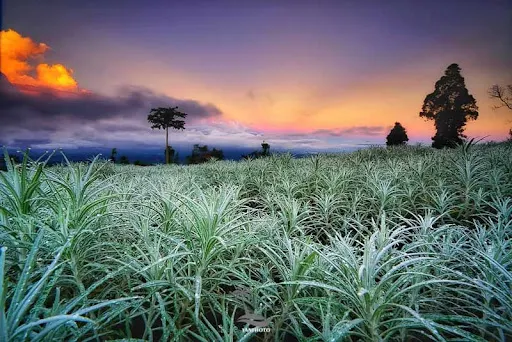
386,122 -> 409,146
419,64 -> 478,148
148,106 -> 187,164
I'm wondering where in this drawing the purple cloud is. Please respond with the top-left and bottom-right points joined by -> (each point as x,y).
0,73 -> 223,144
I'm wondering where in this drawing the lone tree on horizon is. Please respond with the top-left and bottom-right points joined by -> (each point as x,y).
386,122 -> 409,146
420,63 -> 478,148
148,106 -> 187,164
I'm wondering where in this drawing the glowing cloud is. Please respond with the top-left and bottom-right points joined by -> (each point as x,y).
0,29 -> 79,92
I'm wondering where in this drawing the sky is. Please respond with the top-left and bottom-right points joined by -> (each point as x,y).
1,0 -> 511,153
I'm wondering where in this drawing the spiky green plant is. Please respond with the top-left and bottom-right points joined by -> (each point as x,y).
0,141 -> 511,341
0,230 -> 135,342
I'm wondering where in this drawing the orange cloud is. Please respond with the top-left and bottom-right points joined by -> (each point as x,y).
0,29 -> 80,92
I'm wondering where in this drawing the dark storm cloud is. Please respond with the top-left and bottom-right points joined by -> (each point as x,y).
0,73 -> 223,139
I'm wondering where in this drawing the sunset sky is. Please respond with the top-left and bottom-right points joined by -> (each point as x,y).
1,0 -> 511,152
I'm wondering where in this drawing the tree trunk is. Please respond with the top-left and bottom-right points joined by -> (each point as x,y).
165,126 -> 169,164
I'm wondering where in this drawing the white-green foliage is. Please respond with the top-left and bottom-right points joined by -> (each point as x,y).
0,142 -> 511,341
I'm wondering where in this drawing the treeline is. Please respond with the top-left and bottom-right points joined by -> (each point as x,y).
104,141 -> 272,167
0,141 -> 273,171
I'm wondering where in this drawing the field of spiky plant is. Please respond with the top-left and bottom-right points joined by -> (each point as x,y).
0,141 -> 511,342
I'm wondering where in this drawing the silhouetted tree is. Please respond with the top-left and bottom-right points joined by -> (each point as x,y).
109,148 -> 117,163
186,144 -> 224,164
148,106 -> 187,164
489,84 -> 512,111
386,122 -> 409,146
164,146 -> 179,164
488,84 -> 512,141
242,141 -> 272,160
420,63 -> 478,148
212,148 -> 224,160
261,141 -> 270,156
119,155 -> 130,164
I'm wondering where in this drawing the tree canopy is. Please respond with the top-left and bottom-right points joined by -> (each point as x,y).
186,144 -> 224,164
419,63 -> 478,148
261,141 -> 270,156
147,106 -> 187,164
386,122 -> 409,146
242,141 -> 272,160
